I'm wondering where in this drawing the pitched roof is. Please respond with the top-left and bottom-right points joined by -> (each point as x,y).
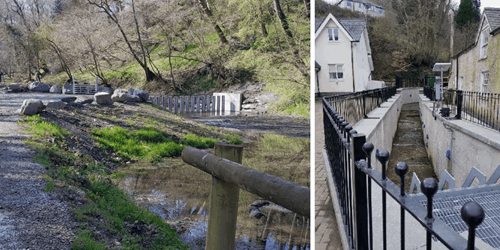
315,18 -> 324,32
338,19 -> 367,41
315,14 -> 366,41
484,8 -> 500,33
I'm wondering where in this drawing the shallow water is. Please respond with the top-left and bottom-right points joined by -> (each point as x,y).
114,134 -> 310,249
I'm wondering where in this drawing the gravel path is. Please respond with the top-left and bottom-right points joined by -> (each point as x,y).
0,90 -> 84,249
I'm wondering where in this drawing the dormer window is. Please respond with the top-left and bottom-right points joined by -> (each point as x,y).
481,29 -> 489,59
328,28 -> 339,42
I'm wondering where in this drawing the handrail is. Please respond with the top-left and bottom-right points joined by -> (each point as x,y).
181,146 -> 310,217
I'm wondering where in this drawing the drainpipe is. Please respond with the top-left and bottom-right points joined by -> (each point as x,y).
443,123 -> 454,174
351,41 -> 356,92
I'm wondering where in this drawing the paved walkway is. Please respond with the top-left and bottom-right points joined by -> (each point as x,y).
315,100 -> 343,250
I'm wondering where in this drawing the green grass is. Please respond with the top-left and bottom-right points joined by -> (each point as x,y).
92,126 -> 225,162
19,115 -> 189,249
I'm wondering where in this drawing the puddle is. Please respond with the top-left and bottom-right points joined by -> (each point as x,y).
113,134 -> 310,249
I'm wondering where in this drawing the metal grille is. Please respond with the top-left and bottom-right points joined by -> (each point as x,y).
420,189 -> 500,248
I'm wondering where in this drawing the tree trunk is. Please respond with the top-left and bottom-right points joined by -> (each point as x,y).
197,0 -> 228,44
47,40 -> 72,82
273,0 -> 293,39
304,0 -> 310,18
87,0 -> 161,82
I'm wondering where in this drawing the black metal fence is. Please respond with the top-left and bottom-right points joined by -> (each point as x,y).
322,87 -> 396,126
396,75 -> 423,88
323,93 -> 486,249
423,88 -> 500,132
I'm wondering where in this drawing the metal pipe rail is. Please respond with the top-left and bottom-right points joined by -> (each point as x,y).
181,146 -> 310,217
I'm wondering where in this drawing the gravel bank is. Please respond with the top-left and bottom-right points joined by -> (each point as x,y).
0,90 -> 85,249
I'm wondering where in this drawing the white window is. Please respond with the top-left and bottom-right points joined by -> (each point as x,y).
328,64 -> 344,80
481,30 -> 489,58
327,28 -> 339,42
482,72 -> 489,92
346,1 -> 351,7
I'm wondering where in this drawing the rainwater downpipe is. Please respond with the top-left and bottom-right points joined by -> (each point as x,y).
351,41 -> 356,92
443,123 -> 454,174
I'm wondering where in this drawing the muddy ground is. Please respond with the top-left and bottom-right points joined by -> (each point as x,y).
386,102 -> 436,192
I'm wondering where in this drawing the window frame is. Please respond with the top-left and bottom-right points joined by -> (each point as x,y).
328,64 -> 344,81
327,28 -> 340,42
482,71 -> 489,92
481,29 -> 489,59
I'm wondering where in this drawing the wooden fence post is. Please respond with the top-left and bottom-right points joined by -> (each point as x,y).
206,143 -> 243,250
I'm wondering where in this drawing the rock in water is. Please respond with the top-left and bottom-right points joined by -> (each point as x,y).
20,99 -> 45,115
94,92 -> 113,105
50,85 -> 62,94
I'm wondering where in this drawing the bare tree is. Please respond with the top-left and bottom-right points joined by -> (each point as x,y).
87,0 -> 159,82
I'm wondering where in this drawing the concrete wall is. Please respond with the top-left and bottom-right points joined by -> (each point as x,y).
419,95 -> 500,186
213,93 -> 242,112
353,88 -> 420,171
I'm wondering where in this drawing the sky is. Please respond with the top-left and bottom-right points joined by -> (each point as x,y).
450,0 -> 500,12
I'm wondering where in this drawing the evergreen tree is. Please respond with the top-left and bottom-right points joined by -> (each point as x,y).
455,0 -> 481,30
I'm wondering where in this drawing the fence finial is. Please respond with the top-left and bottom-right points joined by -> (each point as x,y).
461,201 -> 485,250
421,178 -> 438,222
377,150 -> 390,180
395,162 -> 408,197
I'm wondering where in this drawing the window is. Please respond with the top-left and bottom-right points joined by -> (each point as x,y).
481,30 -> 489,58
328,64 -> 344,80
346,1 -> 351,7
482,72 -> 489,92
327,28 -> 339,42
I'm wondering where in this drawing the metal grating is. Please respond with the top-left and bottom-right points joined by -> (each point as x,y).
420,190 -> 500,248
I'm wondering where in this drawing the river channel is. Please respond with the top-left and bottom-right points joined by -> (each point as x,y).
113,113 -> 311,249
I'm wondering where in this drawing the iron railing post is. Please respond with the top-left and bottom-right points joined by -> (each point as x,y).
362,142 -> 374,250
456,90 -> 463,119
352,133 -> 369,250
377,150 -> 390,250
461,201 -> 485,250
395,162 -> 409,250
421,178 -> 438,250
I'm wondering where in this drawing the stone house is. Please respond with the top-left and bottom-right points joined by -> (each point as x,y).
449,8 -> 500,93
315,13 -> 383,94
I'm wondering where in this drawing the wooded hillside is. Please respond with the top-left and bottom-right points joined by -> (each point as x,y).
0,0 -> 310,115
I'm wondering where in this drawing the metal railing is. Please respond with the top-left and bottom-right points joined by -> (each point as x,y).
181,145 -> 309,249
322,87 -> 396,126
150,95 -> 225,114
323,98 -> 486,249
424,88 -> 500,132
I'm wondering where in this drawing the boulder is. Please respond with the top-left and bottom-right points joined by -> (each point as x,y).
8,83 -> 20,91
62,83 -> 73,94
128,88 -> 135,95
0,84 -> 5,89
29,81 -> 51,92
97,86 -> 114,94
94,92 -> 113,105
75,97 -> 94,105
43,100 -> 66,110
50,85 -> 62,94
20,99 -> 45,115
111,89 -> 141,102
61,96 -> 77,103
133,89 -> 149,102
